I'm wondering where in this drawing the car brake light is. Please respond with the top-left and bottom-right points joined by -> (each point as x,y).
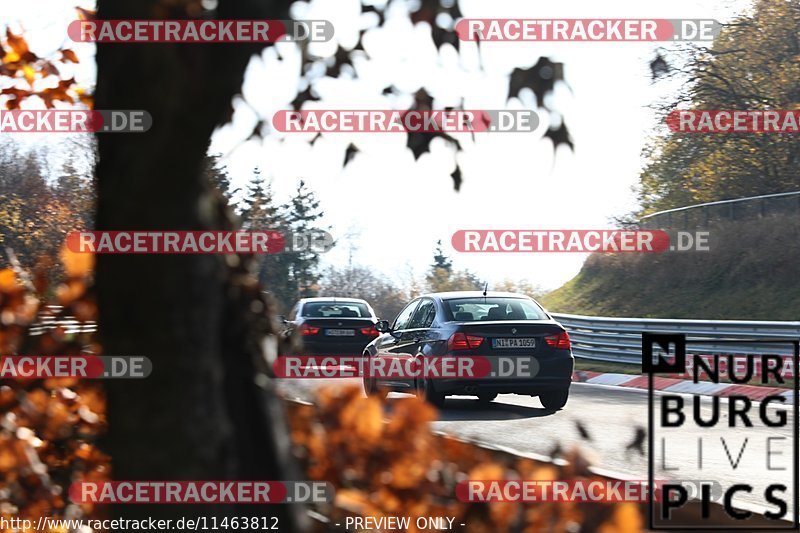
360,326 -> 379,337
544,331 -> 571,350
448,332 -> 484,351
300,324 -> 320,336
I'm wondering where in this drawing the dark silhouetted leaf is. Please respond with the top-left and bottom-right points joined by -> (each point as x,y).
361,4 -> 386,26
574,419 -> 592,441
509,57 -> 564,107
352,36 -> 367,54
649,52 -> 670,80
450,165 -> 462,191
406,130 -> 461,159
290,85 -> 319,111
247,120 -> 267,141
325,46 -> 352,78
414,88 -> 434,110
410,0 -> 438,25
344,143 -> 359,166
404,88 -> 461,158
432,26 -> 460,51
544,123 -> 574,151
626,426 -> 647,456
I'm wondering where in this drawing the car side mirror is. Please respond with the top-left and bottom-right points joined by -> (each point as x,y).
375,320 -> 391,333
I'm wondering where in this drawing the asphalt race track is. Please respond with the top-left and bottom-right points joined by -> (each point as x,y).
278,378 -> 797,515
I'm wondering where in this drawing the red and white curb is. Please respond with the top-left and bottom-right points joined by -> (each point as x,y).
572,370 -> 795,402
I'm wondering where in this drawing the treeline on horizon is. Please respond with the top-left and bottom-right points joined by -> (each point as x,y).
0,144 -> 540,320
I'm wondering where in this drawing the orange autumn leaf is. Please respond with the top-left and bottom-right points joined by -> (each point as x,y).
0,269 -> 18,291
5,29 -> 30,58
77,91 -> 93,108
38,84 -> 75,108
60,49 -> 79,63
56,279 -> 86,305
41,61 -> 60,77
22,64 -> 35,84
467,461 -> 505,481
75,7 -> 96,21
2,48 -> 21,64
0,221 -> 106,527
60,243 -> 94,278
598,502 -> 644,533
344,394 -> 383,443
1,87 -> 30,100
4,95 -> 24,109
0,87 -> 33,109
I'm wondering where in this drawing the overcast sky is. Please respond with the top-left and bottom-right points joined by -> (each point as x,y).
1,0 -> 751,290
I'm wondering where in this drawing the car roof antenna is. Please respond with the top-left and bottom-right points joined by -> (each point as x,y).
482,282 -> 488,301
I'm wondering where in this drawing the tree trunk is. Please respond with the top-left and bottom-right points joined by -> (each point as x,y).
94,0 -> 303,528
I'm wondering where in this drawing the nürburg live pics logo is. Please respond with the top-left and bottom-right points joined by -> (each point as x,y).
644,332 -> 799,529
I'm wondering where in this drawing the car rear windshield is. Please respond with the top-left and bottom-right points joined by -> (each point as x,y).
445,297 -> 549,322
302,302 -> 372,318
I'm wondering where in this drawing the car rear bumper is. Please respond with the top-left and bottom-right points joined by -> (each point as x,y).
433,377 -> 572,395
300,339 -> 372,356
432,354 -> 574,395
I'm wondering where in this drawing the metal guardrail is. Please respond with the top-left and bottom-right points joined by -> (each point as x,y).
28,305 -> 97,336
639,190 -> 800,229
26,307 -> 800,364
551,312 -> 800,364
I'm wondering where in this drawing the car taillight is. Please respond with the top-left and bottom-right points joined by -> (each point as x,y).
448,332 -> 484,351
300,324 -> 320,336
360,326 -> 379,337
544,331 -> 571,350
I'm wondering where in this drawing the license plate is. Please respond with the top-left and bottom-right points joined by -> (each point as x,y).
325,329 -> 355,337
492,338 -> 536,348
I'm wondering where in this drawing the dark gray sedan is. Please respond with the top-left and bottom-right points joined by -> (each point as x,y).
283,297 -> 380,356
362,291 -> 574,410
